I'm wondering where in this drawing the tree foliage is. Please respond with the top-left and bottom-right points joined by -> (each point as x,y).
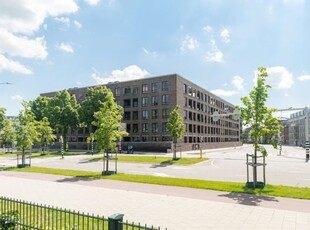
47,90 -> 79,151
167,105 -> 185,159
79,86 -> 110,127
29,96 -> 50,121
14,104 -> 39,164
236,67 -> 282,157
0,107 -> 6,131
36,117 -> 56,154
1,119 -> 16,148
92,89 -> 123,153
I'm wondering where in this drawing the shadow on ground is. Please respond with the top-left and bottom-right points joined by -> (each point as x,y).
218,192 -> 279,206
56,176 -> 100,183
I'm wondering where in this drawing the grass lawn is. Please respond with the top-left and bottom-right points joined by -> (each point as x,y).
4,166 -> 310,200
85,155 -> 207,165
0,150 -> 94,158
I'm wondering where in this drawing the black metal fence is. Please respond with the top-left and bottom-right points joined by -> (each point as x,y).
0,196 -> 164,230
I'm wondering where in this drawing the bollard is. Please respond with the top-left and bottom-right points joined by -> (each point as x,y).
108,213 -> 124,230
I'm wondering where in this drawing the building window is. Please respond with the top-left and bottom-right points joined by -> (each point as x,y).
132,136 -> 140,142
133,111 -> 138,120
162,122 -> 168,132
132,124 -> 138,133
162,136 -> 171,141
142,123 -> 149,133
152,137 -> 159,142
142,136 -> 147,142
162,95 -> 169,105
133,87 -> 139,95
115,100 -> 121,106
123,99 -> 131,108
124,112 -> 131,120
162,81 -> 169,91
126,124 -> 131,132
142,84 -> 148,93
152,123 -> 158,133
151,96 -> 158,106
162,109 -> 169,118
183,84 -> 187,93
115,87 -> 120,96
124,87 -> 131,95
152,109 -> 158,119
151,82 -> 158,93
142,97 -> 148,107
142,110 -> 148,119
133,98 -> 138,107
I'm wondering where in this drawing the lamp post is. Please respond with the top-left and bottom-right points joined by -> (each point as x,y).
199,136 -> 204,159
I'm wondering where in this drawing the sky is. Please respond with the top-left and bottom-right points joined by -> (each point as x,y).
0,0 -> 310,116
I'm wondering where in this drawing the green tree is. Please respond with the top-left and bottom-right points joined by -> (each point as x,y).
92,89 -> 123,172
0,107 -> 6,131
1,119 -> 16,151
236,67 -> 282,185
14,104 -> 39,165
29,96 -> 50,121
36,117 -> 56,155
48,90 -> 79,151
167,105 -> 185,160
79,86 -> 110,130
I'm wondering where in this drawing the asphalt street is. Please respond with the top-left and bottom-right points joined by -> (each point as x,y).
1,144 -> 309,187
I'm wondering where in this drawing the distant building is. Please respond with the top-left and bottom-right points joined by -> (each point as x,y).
285,108 -> 310,146
41,74 -> 241,152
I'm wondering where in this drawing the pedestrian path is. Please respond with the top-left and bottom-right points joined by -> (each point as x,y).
1,171 -> 310,230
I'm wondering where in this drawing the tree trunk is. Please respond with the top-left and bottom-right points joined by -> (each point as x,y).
172,139 -> 177,160
22,148 -> 25,165
63,127 -> 68,152
253,140 -> 258,186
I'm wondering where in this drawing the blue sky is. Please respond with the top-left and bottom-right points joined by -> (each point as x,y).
0,0 -> 309,116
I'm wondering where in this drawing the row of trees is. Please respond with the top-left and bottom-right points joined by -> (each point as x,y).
0,86 -> 131,164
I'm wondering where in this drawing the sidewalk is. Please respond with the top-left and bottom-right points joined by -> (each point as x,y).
1,171 -> 310,230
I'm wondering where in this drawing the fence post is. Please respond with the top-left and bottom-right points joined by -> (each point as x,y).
108,213 -> 124,230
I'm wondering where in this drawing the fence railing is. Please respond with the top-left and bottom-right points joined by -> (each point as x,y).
0,196 -> 164,230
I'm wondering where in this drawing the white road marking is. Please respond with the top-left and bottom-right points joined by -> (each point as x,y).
210,160 -> 219,168
154,173 -> 169,177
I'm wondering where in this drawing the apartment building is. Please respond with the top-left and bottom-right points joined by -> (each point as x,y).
41,74 -> 241,152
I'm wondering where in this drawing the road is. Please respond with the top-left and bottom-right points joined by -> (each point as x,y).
1,144 -> 310,187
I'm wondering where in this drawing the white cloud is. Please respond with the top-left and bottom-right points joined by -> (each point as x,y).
298,75 -> 310,81
210,89 -> 239,97
284,93 -> 289,97
56,42 -> 74,53
0,1 -> 79,35
0,28 -> 47,59
54,17 -> 70,27
0,54 -> 32,74
142,48 -> 157,57
84,0 -> 100,6
254,66 -> 294,89
74,20 -> 82,29
92,65 -> 150,84
231,75 -> 244,90
76,81 -> 82,86
220,28 -> 230,43
180,35 -> 200,51
205,39 -> 224,62
203,25 -> 213,33
11,95 -> 24,101
0,1 -> 79,74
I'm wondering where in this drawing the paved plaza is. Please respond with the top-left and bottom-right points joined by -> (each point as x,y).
1,145 -> 310,229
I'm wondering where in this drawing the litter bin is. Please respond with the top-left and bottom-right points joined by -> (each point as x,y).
108,213 -> 124,230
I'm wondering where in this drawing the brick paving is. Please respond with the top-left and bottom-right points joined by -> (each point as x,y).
1,171 -> 310,230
